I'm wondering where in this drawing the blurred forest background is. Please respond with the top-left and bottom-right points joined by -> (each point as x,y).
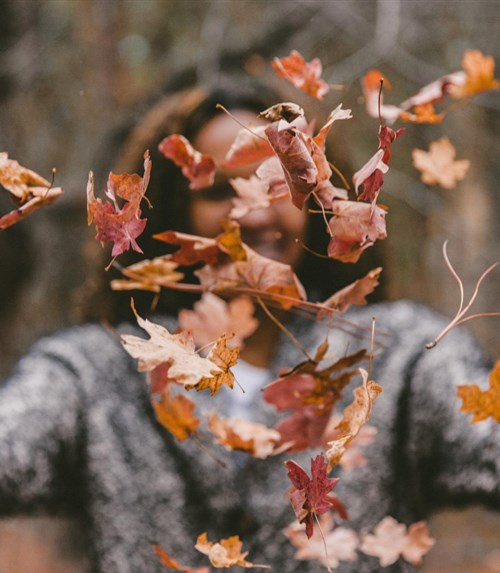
0,1 -> 499,572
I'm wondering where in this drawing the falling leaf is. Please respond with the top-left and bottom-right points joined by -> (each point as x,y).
326,368 -> 381,471
178,293 -> 258,349
259,102 -> 305,123
195,533 -> 270,569
318,267 -> 382,316
121,305 -> 236,395
285,453 -> 347,539
327,201 -> 388,263
228,175 -> 271,220
110,255 -> 184,293
153,230 -> 223,266
153,544 -> 210,573
457,360 -> 500,423
284,513 -> 359,568
222,125 -> 273,169
272,50 -> 330,100
87,151 -> 151,257
412,138 -> 470,189
158,134 -> 216,190
208,413 -> 282,458
0,152 -> 63,231
360,516 -> 434,567
449,49 -> 500,99
152,387 -> 200,441
322,416 -> 377,471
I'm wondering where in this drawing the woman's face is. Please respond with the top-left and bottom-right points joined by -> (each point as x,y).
190,110 -> 308,268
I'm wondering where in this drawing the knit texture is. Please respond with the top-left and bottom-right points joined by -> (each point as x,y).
0,300 -> 498,572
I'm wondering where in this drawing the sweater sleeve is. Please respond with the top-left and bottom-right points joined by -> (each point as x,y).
0,337 -> 85,514
398,324 -> 500,517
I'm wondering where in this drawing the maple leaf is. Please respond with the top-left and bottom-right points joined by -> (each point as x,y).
222,124 -> 273,169
457,360 -> 500,423
195,533 -> 270,569
326,368 -> 382,471
285,453 -> 347,539
327,201 -> 387,263
449,49 -> 500,99
412,137 -> 470,189
152,387 -> 200,441
318,267 -> 382,317
208,413 -> 281,458
284,513 -> 359,568
153,230 -> 223,266
87,151 -> 151,257
121,305 -> 236,395
272,50 -> 330,100
360,516 -> 435,567
228,175 -> 271,220
110,255 -> 184,293
153,544 -> 210,573
178,293 -> 258,350
158,134 -> 216,190
0,152 -> 63,231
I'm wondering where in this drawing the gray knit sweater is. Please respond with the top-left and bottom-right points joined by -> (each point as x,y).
0,300 -> 498,573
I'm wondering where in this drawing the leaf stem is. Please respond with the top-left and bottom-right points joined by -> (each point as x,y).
314,513 -> 333,573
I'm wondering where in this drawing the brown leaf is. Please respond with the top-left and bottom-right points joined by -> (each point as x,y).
326,368 -> 382,471
457,359 -> 500,423
195,533 -> 270,569
222,125 -> 273,169
318,267 -> 382,316
259,102 -> 305,123
412,138 -> 470,189
110,255 -> 184,293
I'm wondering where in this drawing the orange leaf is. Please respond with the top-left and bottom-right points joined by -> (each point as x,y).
153,544 -> 210,573
272,50 -> 330,100
449,49 -> 500,99
412,137 -> 470,189
195,533 -> 270,569
152,387 -> 200,441
110,255 -> 184,293
457,360 -> 500,423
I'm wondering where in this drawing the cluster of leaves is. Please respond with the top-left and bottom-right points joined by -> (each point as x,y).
2,47 -> 499,571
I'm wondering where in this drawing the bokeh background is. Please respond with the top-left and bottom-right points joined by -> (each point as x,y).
0,1 -> 499,572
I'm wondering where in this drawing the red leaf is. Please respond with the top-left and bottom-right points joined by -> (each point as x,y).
272,50 -> 330,100
285,453 -> 346,539
222,125 -> 273,169
158,134 -> 216,190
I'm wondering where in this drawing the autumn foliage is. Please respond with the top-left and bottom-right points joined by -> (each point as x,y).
2,47 -> 500,572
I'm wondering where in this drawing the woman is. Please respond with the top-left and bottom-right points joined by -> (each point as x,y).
0,74 -> 498,573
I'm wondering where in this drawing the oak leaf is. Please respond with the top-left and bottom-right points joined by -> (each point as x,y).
412,137 -> 470,189
272,50 -> 330,100
457,360 -> 500,423
208,413 -> 281,458
285,453 -> 347,539
158,134 -> 216,190
0,152 -> 63,231
178,293 -> 258,350
326,368 -> 382,471
87,151 -> 151,257
195,533 -> 269,569
284,513 -> 358,568
153,545 -> 210,573
360,516 -> 435,567
152,387 -> 200,441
